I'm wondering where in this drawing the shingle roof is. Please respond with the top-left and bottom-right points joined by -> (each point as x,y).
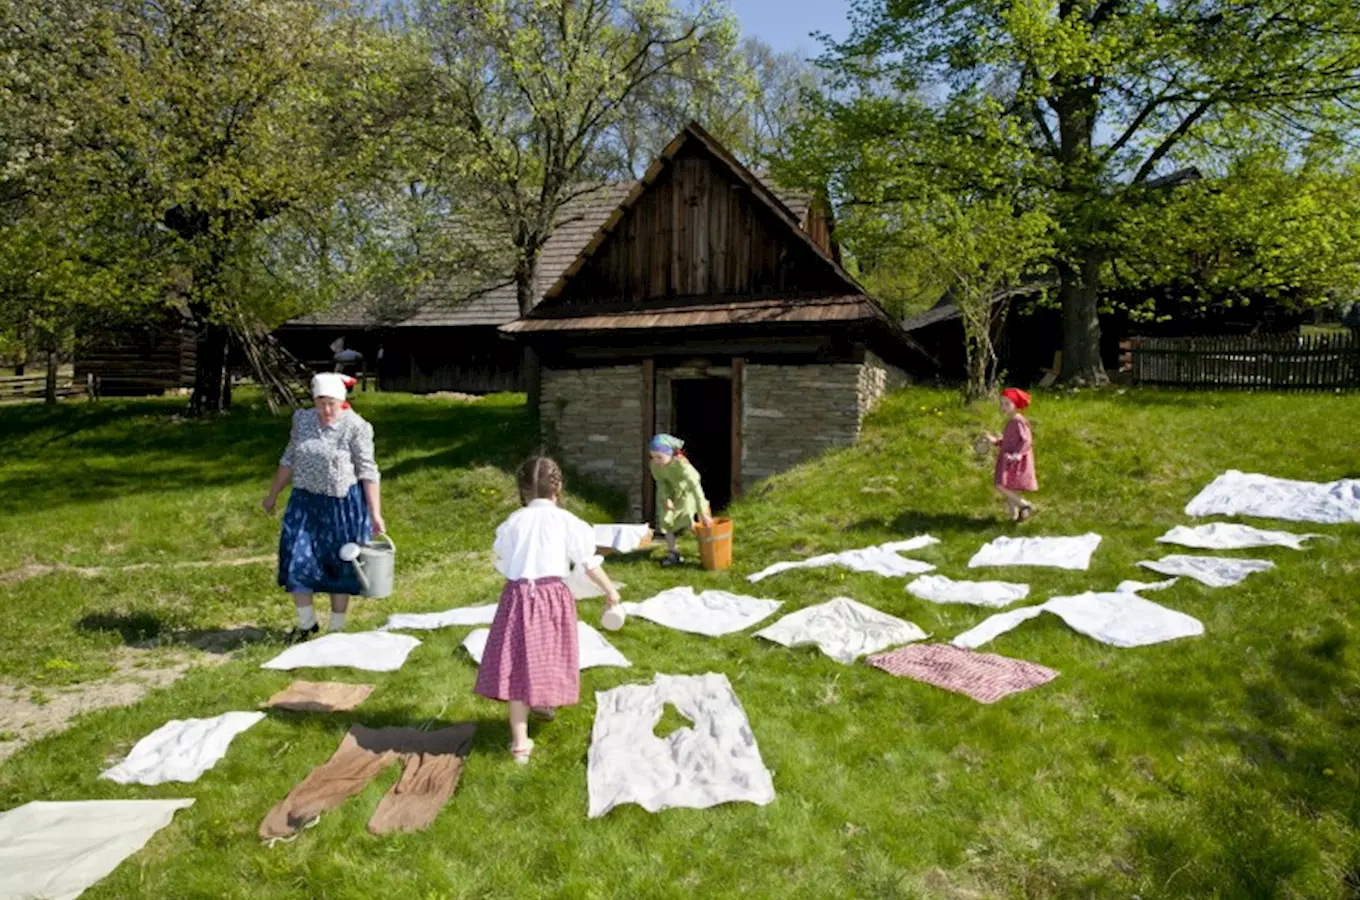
286,175 -> 816,330
501,294 -> 885,334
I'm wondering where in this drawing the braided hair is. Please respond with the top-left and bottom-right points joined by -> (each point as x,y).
517,456 -> 564,506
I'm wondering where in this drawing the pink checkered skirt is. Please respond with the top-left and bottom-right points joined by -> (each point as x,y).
473,577 -> 580,708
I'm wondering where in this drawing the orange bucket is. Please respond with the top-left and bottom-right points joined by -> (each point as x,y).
694,518 -> 733,571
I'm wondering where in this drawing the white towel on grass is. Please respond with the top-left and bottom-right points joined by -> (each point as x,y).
753,597 -> 928,664
260,631 -> 420,672
100,712 -> 265,786
1138,554 -> 1275,588
382,604 -> 498,631
1115,578 -> 1179,594
906,575 -> 1031,608
952,592 -> 1204,650
1185,470 -> 1360,525
587,673 -> 774,818
746,535 -> 939,583
461,621 -> 630,669
1157,522 -> 1318,551
0,799 -> 194,900
967,533 -> 1103,571
620,587 -> 782,637
593,524 -> 651,553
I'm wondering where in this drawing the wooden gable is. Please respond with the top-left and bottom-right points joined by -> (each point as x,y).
547,127 -> 859,307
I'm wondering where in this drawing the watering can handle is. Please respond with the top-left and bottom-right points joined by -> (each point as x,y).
371,532 -> 396,553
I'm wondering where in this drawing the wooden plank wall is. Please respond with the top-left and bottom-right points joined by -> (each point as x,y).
76,322 -> 196,396
558,145 -> 846,304
1126,332 -> 1360,390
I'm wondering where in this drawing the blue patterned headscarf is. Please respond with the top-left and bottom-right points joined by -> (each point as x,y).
650,434 -> 684,455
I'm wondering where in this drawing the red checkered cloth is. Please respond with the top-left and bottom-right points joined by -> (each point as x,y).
867,643 -> 1057,704
474,578 -> 580,707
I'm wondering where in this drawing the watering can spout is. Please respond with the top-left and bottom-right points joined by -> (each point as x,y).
340,534 -> 395,598
339,542 -> 371,593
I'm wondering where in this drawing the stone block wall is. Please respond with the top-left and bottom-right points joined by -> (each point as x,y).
541,365 -> 645,517
741,363 -> 862,485
857,350 -> 909,418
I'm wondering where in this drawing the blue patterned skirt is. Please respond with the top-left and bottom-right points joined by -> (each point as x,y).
277,484 -> 371,595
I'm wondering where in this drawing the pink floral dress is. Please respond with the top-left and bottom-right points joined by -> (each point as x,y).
995,415 -> 1037,492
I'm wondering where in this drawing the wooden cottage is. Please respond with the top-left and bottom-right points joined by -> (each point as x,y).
501,122 -> 926,520
75,304 -> 197,396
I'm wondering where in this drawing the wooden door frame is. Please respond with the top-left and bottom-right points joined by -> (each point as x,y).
730,355 -> 743,501
641,358 -> 655,525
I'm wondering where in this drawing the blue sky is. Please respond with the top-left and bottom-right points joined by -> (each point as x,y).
726,0 -> 853,57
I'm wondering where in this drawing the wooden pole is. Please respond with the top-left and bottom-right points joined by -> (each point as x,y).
730,356 -> 744,501
642,358 -> 656,526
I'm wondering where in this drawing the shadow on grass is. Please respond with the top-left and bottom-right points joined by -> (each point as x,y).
846,511 -> 999,535
76,611 -> 273,655
263,708 -> 514,754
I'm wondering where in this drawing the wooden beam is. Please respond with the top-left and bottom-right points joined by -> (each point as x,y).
642,357 -> 656,525
731,356 -> 744,500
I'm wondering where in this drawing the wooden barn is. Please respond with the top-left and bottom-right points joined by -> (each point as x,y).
276,177 -> 834,393
75,305 -> 197,397
501,122 -> 926,520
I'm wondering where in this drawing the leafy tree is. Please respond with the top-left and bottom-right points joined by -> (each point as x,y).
796,0 -> 1360,383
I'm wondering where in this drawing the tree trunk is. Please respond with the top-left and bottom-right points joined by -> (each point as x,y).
516,249 -> 542,418
44,347 -> 58,404
1059,252 -> 1109,385
189,323 -> 231,415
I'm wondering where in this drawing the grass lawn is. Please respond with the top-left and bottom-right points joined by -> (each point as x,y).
1,386 -> 1359,898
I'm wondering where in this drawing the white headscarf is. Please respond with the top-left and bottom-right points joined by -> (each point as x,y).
311,372 -> 348,401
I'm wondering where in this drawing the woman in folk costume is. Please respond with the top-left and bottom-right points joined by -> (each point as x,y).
648,434 -> 713,567
263,372 -> 386,641
986,388 -> 1038,522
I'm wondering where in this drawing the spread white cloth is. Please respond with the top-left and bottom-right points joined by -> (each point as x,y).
952,592 -> 1204,650
967,533 -> 1103,571
1157,522 -> 1318,551
1185,470 -> 1360,524
100,712 -> 265,786
0,799 -> 194,900
753,597 -> 928,664
461,621 -> 631,669
906,575 -> 1030,608
1116,578 -> 1178,594
593,524 -> 651,553
382,604 -> 499,631
746,535 -> 939,583
260,631 -> 420,672
494,499 -> 604,580
587,673 -> 774,818
620,587 -> 782,637
1138,554 -> 1275,587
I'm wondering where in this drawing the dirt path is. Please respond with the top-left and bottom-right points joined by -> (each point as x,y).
0,554 -> 275,587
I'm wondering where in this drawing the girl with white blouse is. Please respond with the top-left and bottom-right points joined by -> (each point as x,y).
474,457 -> 620,764
263,373 -> 386,642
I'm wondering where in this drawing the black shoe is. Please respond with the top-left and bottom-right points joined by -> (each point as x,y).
284,623 -> 319,645
659,551 -> 683,568
530,707 -> 556,722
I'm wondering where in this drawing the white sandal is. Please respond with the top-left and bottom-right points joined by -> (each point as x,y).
510,738 -> 535,765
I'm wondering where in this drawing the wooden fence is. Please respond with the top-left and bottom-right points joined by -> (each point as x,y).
1122,332 -> 1360,390
0,372 -> 84,402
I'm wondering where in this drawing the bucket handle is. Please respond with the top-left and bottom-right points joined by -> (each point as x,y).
369,532 -> 396,553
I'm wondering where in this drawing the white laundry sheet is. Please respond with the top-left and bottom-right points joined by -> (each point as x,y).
593,524 -> 651,553
753,596 -> 928,664
260,631 -> 420,672
1115,578 -> 1178,594
382,604 -> 499,631
1138,554 -> 1275,588
565,565 -> 627,600
952,592 -> 1204,650
906,575 -> 1031,608
746,535 -> 939,583
1157,522 -> 1318,551
100,712 -> 265,786
587,672 -> 775,818
620,587 -> 782,637
461,621 -> 631,669
967,533 -> 1103,571
0,798 -> 194,900
1185,469 -> 1360,525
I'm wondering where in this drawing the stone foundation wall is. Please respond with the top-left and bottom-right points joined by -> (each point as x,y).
741,364 -> 862,485
857,350 -> 909,418
540,365 -> 645,517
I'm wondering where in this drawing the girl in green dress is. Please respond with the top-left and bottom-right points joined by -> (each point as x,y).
649,434 -> 713,567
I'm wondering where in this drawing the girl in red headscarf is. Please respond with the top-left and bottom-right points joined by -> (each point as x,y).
986,388 -> 1037,522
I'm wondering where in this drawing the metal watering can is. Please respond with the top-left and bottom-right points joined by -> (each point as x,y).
338,534 -> 396,598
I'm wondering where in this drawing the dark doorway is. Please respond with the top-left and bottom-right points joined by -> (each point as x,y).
672,377 -> 732,511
